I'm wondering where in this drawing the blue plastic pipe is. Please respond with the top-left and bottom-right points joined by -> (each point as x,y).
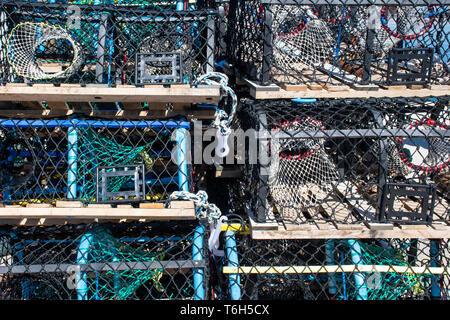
225,230 -> 241,300
292,98 -> 317,104
0,119 -> 190,130
76,233 -> 94,300
176,128 -> 189,192
67,127 -> 78,199
192,225 -> 205,300
347,239 -> 368,300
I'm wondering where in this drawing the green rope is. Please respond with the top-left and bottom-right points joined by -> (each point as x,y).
77,128 -> 155,203
86,230 -> 165,300
355,242 -> 423,300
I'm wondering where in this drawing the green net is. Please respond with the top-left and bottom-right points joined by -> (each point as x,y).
85,230 -> 165,300
77,128 -> 155,203
353,241 -> 423,300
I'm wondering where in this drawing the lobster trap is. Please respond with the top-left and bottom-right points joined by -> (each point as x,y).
0,118 -> 192,205
0,221 -> 209,300
222,234 -> 450,300
236,96 -> 450,225
0,0 -> 218,85
226,0 -> 449,87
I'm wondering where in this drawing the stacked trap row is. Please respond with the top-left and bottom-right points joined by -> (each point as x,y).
237,96 -> 450,225
222,233 -> 450,300
0,118 -> 191,205
0,0 -> 218,85
0,221 -> 208,300
226,0 -> 449,86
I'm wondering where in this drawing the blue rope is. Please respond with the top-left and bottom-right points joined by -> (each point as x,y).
331,6 -> 346,74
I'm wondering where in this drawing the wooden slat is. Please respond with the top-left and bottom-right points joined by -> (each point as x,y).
0,85 -> 221,103
55,201 -> 85,208
250,85 -> 450,100
0,207 -> 196,221
169,200 -> 195,209
45,102 -> 69,111
252,223 -> 450,240
139,203 -> 165,209
335,182 -> 377,221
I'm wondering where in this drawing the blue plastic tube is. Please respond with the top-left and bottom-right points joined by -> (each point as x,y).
67,127 -> 78,199
0,119 -> 190,130
347,239 -> 368,300
76,233 -> 94,300
176,128 -> 189,192
192,224 -> 205,300
225,230 -> 241,300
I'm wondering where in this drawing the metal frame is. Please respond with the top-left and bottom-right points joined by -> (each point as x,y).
135,52 -> 183,85
382,182 -> 436,224
96,164 -> 146,204
386,47 -> 434,85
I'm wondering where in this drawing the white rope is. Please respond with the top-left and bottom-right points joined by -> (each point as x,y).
7,22 -> 82,80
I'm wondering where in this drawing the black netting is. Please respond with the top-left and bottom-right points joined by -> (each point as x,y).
0,221 -> 208,300
226,0 -> 449,86
221,232 -> 450,300
237,96 -> 450,224
0,118 -> 192,205
0,1 -> 218,85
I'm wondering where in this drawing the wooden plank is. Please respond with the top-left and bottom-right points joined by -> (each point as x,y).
279,84 -> 308,91
139,203 -> 165,209
87,204 -> 112,208
45,101 -> 69,110
367,223 -> 394,230
318,63 -> 378,91
251,86 -> 450,100
335,182 -> 377,221
0,85 -> 221,103
55,201 -> 84,208
252,223 -> 450,240
307,185 -> 355,223
169,201 -> 195,209
245,79 -> 280,92
0,207 -> 196,220
26,203 -> 52,208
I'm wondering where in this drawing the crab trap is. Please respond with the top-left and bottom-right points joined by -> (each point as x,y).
225,0 -> 449,87
236,96 -> 450,225
221,234 -> 450,300
0,0 -> 218,85
0,221 -> 209,300
0,118 -> 192,205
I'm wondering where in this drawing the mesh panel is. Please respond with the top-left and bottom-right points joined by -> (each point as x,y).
0,1 -> 217,85
0,118 -> 191,205
222,232 -> 450,300
0,221 -> 208,300
227,0 -> 449,86
237,96 -> 450,224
